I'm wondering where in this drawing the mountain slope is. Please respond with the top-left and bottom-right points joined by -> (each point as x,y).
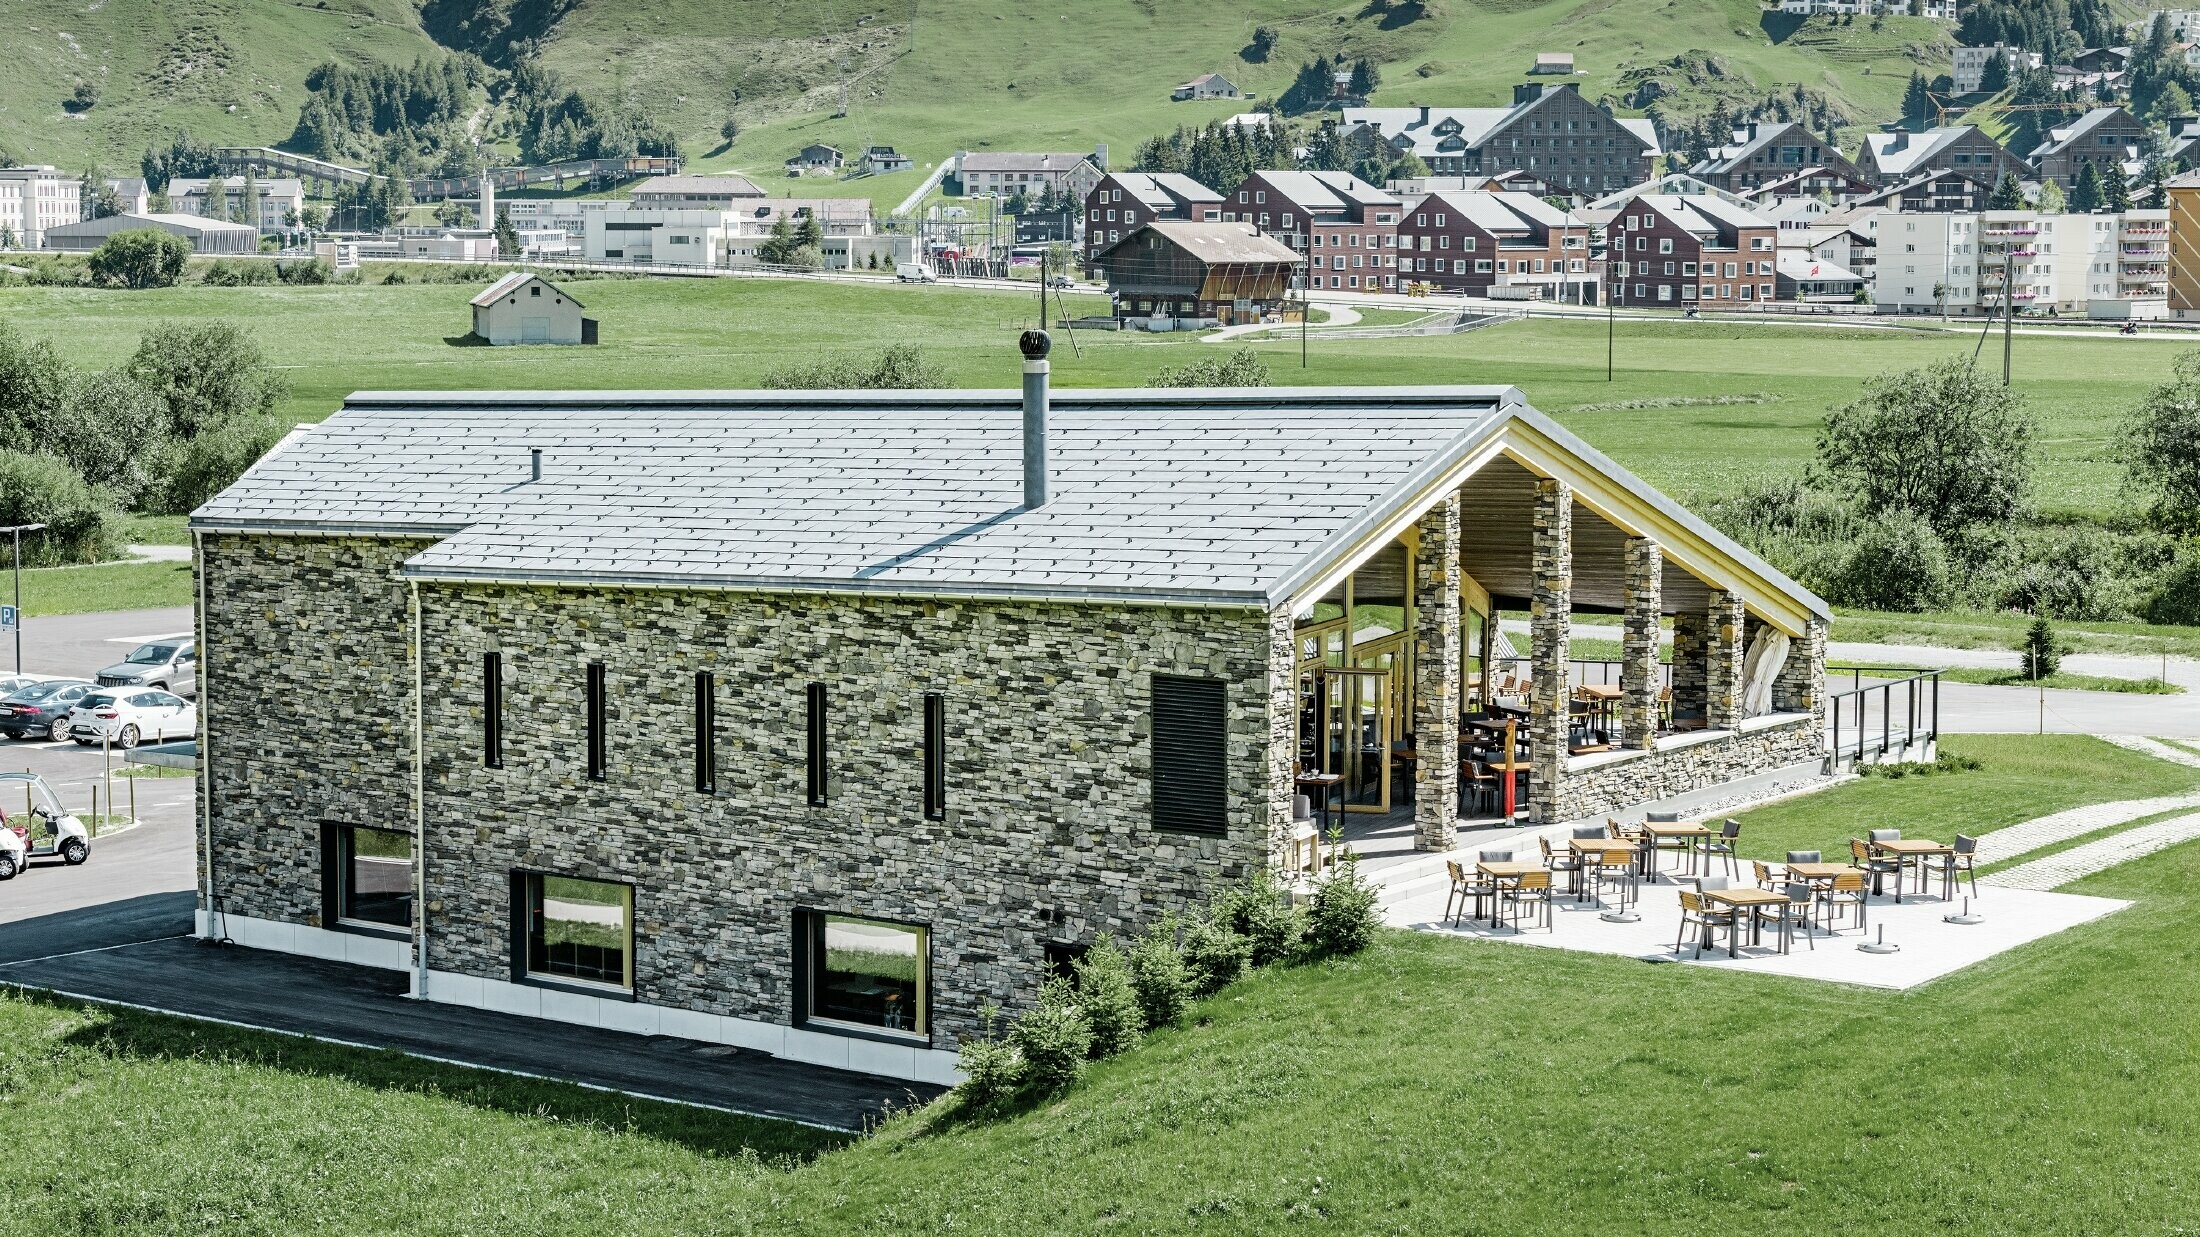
4,0 -> 1953,189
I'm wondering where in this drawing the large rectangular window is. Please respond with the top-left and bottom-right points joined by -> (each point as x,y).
585,661 -> 607,781
694,671 -> 716,794
799,911 -> 928,1036
323,824 -> 413,933
1151,674 -> 1228,835
806,681 -> 828,805
482,652 -> 503,768
922,692 -> 946,820
517,872 -> 633,991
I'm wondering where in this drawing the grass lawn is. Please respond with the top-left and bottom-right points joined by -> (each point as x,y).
2,279 -> 2188,525
1728,734 -> 2200,862
1832,662 -> 2182,694
15,560 -> 191,617
4,735 -> 2199,1232
114,514 -> 192,547
1832,607 -> 2200,660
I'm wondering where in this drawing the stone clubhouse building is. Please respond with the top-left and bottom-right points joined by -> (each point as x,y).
188,355 -> 1828,1085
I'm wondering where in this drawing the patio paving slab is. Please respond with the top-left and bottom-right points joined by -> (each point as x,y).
1384,875 -> 2128,990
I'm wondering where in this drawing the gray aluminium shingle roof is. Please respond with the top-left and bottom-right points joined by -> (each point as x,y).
192,389 -> 1519,607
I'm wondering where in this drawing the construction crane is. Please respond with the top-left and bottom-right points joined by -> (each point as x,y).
1927,93 -> 2084,129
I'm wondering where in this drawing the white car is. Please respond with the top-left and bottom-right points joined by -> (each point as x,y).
67,688 -> 195,749
896,264 -> 937,283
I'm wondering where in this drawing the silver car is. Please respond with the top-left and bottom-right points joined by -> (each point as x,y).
94,640 -> 197,698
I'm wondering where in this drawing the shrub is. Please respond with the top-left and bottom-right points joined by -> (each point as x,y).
2124,348 -> 2200,532
277,257 -> 332,285
2143,546 -> 2200,626
201,259 -> 275,288
1303,849 -> 1381,957
1125,916 -> 1192,1031
1815,355 -> 2036,537
1826,510 -> 1949,613
1995,523 -> 2141,622
87,229 -> 192,290
1007,978 -> 1092,1098
157,417 -> 287,514
951,1004 -> 1025,1117
1209,869 -> 1302,967
1071,935 -> 1144,1059
49,367 -> 164,504
0,451 -> 118,566
1146,347 -> 1270,388
763,343 -> 946,390
128,321 -> 284,439
2019,616 -> 2062,680
1179,913 -> 1254,997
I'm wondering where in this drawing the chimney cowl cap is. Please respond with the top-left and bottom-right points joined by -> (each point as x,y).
1019,329 -> 1052,360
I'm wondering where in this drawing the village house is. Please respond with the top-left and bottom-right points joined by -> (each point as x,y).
1953,43 -> 2045,93
1397,189 -> 1592,299
1342,84 -> 1662,196
187,351 -> 1830,1086
1172,73 -> 1242,101
1092,220 -> 1302,325
785,144 -> 845,175
2030,107 -> 2148,191
1529,52 -> 1575,76
1611,194 -> 1779,308
468,271 -> 594,345
1858,126 -> 2028,191
1686,121 -> 1870,196
956,151 -> 1105,202
168,176 -> 306,233
0,166 -> 81,248
1874,207 -> 2166,318
1082,171 -> 1224,261
1228,169 -> 1402,292
862,146 -> 914,174
1857,166 -> 2002,213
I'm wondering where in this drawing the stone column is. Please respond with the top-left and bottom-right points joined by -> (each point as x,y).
1412,495 -> 1462,851
1774,616 -> 1829,717
1671,610 -> 1707,727
1706,590 -> 1747,732
1264,606 -> 1299,872
1528,478 -> 1572,825
1621,537 -> 1662,750
1477,604 -> 1497,713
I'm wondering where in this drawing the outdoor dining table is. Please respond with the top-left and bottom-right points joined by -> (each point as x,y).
1642,822 -> 1713,880
1784,861 -> 1856,884
1567,837 -> 1639,900
1704,887 -> 1789,958
1294,772 -> 1344,836
1871,838 -> 1955,902
1475,860 -> 1545,927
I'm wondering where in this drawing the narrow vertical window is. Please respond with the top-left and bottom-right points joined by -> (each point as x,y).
585,661 -> 607,781
482,652 -> 503,768
694,670 -> 716,794
806,681 -> 828,805
922,692 -> 946,820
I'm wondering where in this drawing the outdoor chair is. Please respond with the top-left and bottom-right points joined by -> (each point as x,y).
1936,833 -> 1982,900
1645,815 -> 1691,876
1785,849 -> 1822,866
1586,849 -> 1636,912
1691,875 -> 1732,895
1752,859 -> 1787,890
1540,835 -> 1584,897
1818,870 -> 1869,934
1756,882 -> 1818,954
1461,761 -> 1500,817
1706,818 -> 1742,879
1444,860 -> 1495,927
1646,811 -> 1683,823
1850,837 -> 1901,897
1502,869 -> 1555,933
1867,828 -> 1903,843
1675,890 -> 1736,959
1572,825 -> 1608,840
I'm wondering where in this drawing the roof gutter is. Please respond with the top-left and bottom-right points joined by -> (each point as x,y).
393,564 -> 1273,612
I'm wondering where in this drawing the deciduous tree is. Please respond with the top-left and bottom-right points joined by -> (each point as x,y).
1815,356 -> 2037,536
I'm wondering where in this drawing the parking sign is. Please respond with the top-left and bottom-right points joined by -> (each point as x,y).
0,606 -> 15,633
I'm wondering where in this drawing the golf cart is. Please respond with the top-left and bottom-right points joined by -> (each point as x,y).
0,772 -> 89,879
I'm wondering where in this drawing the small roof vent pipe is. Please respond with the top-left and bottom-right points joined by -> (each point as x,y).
1020,329 -> 1051,509
530,447 -> 543,482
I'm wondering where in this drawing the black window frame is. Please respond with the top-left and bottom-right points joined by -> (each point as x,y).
509,869 -> 637,998
694,670 -> 716,794
922,692 -> 946,820
482,651 -> 503,768
585,660 -> 607,782
805,681 -> 828,806
1150,674 -> 1230,836
319,822 -> 413,939
792,908 -> 932,1043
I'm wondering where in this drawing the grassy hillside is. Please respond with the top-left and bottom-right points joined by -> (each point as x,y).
7,0 -> 1952,202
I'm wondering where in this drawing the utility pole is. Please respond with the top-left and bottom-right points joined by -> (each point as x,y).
2002,250 -> 2013,386
1300,270 -> 1309,368
1,523 -> 45,674
1606,261 -> 1616,382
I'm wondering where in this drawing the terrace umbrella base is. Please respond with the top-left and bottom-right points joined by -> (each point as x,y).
1857,940 -> 1903,954
1599,910 -> 1641,923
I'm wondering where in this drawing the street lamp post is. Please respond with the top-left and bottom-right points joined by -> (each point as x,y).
0,523 -> 46,674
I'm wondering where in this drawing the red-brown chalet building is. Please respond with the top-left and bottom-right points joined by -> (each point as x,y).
1397,189 -> 1591,298
1225,170 -> 1402,292
1611,194 -> 1778,308
1081,172 -> 1225,262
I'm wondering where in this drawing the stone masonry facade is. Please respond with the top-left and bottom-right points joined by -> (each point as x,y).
1620,537 -> 1661,750
198,534 -> 431,930
414,581 -> 1274,1051
1555,718 -> 1821,822
1412,495 -> 1461,850
1705,590 -> 1748,731
1527,478 -> 1572,824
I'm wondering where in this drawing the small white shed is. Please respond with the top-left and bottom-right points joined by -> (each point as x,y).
469,271 -> 593,346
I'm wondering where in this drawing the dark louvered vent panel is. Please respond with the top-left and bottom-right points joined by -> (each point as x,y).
1151,675 -> 1228,836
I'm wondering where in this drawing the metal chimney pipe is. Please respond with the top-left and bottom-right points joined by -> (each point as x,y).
1019,329 -> 1052,508
530,447 -> 543,482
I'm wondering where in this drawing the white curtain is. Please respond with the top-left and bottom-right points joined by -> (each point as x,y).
1742,629 -> 1790,718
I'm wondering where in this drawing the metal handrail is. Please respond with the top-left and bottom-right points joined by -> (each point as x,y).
1825,667 -> 1940,764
